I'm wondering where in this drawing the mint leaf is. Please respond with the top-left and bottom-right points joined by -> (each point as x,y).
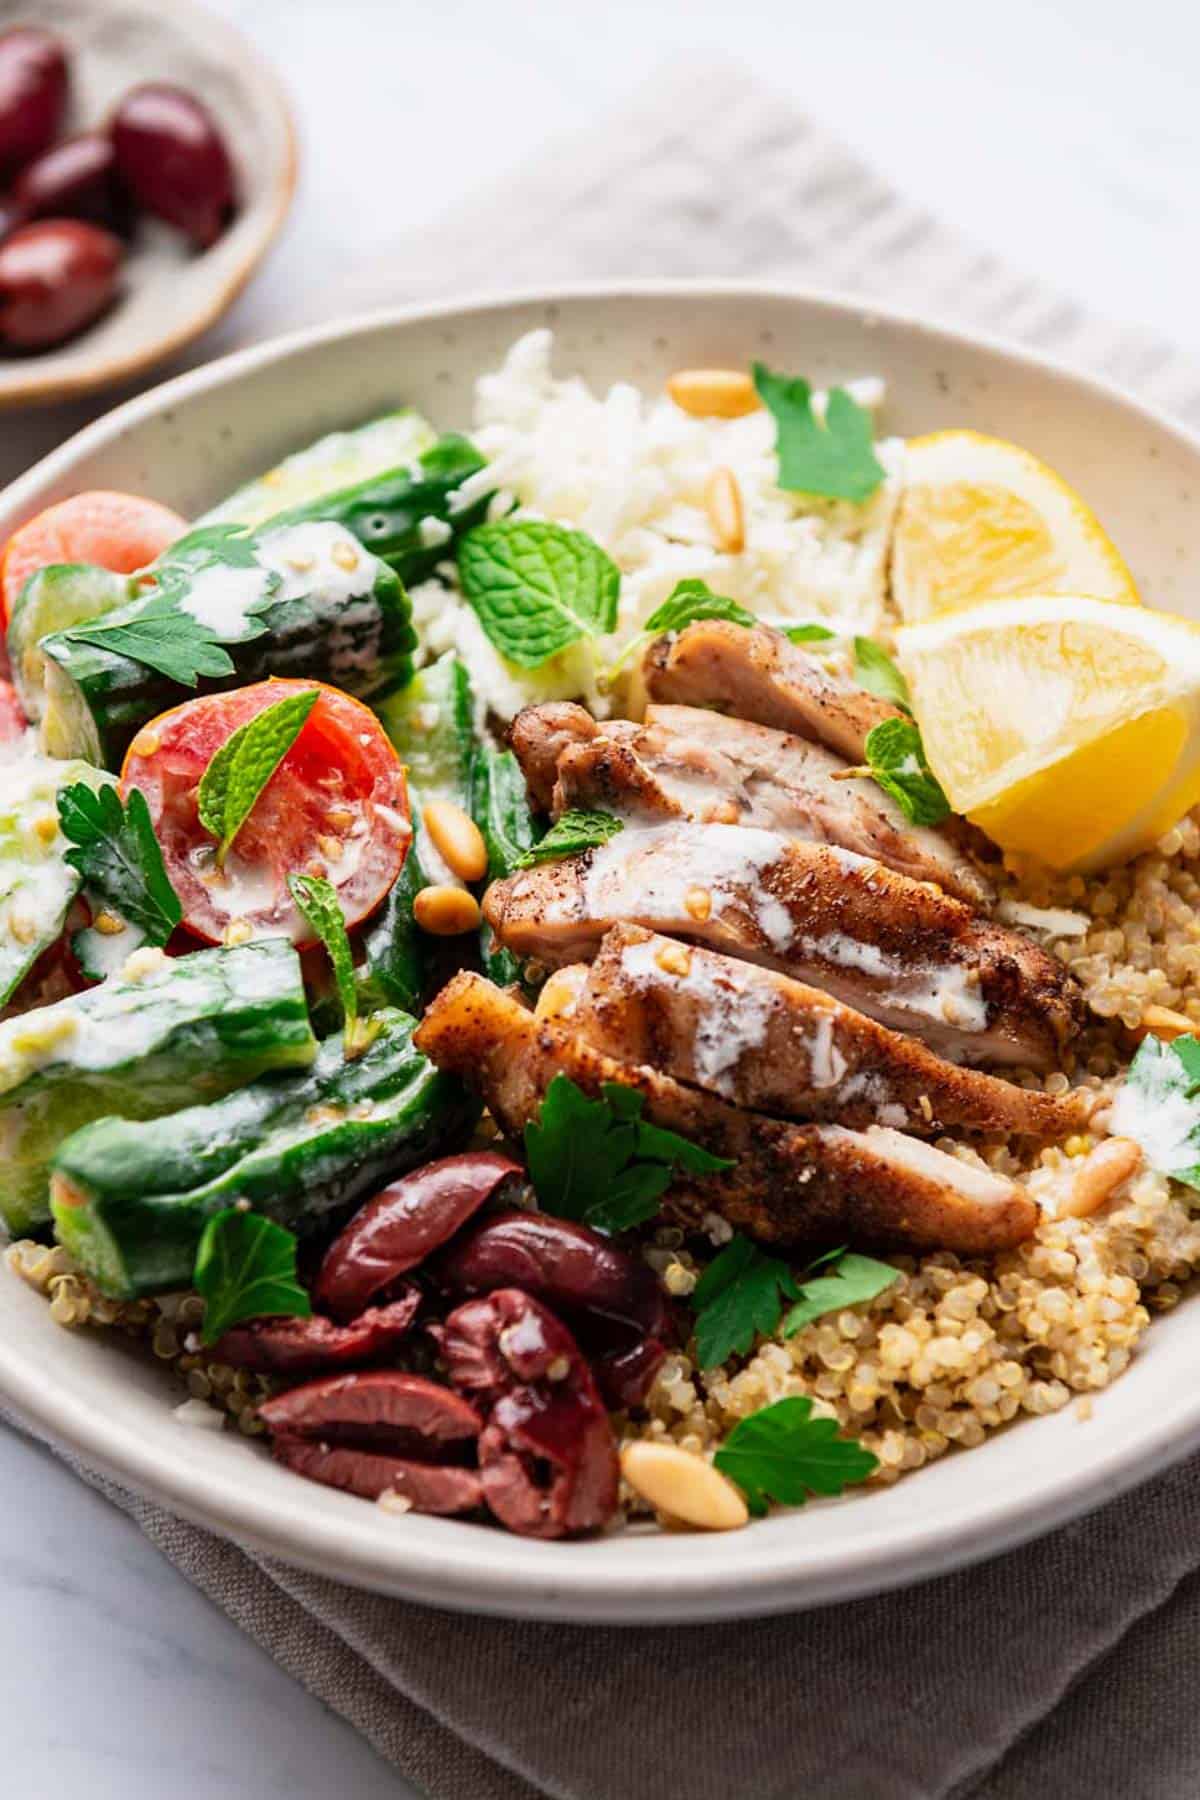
853,637 -> 911,712
195,1209 -> 312,1346
1110,1033 -> 1200,1187
714,1395 -> 878,1516
691,1234 -> 800,1368
524,1072 -> 732,1234
458,519 -> 620,669
65,611 -> 237,686
57,782 -> 181,952
609,578 -> 758,677
288,872 -> 375,1059
860,718 -> 950,826
783,622 -> 837,644
198,687 -> 319,863
643,579 -> 756,637
782,1249 -> 899,1337
515,809 -> 622,867
753,365 -> 885,503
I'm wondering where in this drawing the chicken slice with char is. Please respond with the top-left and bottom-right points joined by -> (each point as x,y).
643,618 -> 901,762
508,702 -> 598,812
558,924 -> 1088,1140
482,822 -> 1084,1068
414,972 -> 1039,1256
539,701 -> 993,907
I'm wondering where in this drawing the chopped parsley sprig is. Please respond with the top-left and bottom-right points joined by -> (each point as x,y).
524,1073 -> 732,1234
714,1396 -> 878,1515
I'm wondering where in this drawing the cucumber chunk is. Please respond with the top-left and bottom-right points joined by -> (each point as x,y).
200,412 -> 438,529
52,1009 -> 478,1297
0,937 -> 316,1235
360,653 -> 476,1014
0,749 -> 112,1009
266,433 -> 493,589
7,564 -> 130,724
38,520 -> 416,769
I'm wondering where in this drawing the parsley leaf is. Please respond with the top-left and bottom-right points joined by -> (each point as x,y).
781,1250 -> 899,1337
458,519 -> 620,669
783,622 -> 838,645
64,610 -> 237,686
198,687 -> 319,864
194,1208 -> 312,1346
524,1073 -> 732,1234
753,364 -> 886,504
714,1396 -> 878,1516
691,1235 -> 800,1368
57,783 -> 181,971
165,522 -> 263,569
852,637 -> 912,712
515,809 -> 623,867
859,718 -> 951,826
288,872 -> 376,1059
1110,1032 -> 1200,1186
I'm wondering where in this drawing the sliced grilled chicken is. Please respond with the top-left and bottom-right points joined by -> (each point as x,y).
509,702 -> 598,812
643,619 -> 901,762
562,925 -> 1087,1140
482,822 -> 1084,1068
415,972 -> 1039,1255
545,702 -> 993,907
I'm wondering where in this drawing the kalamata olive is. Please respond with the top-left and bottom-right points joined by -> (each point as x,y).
0,220 -> 121,351
210,1287 -> 421,1376
0,29 -> 68,180
259,1370 -> 484,1514
13,133 -> 131,233
433,1209 -> 671,1407
440,1290 -> 619,1538
111,83 -> 235,248
314,1152 -> 523,1322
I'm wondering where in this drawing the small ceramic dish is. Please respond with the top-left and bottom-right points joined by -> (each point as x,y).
1,283 -> 1199,1623
0,0 -> 296,407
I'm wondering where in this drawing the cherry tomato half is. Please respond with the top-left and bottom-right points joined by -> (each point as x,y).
0,676 -> 26,742
121,680 -> 411,946
0,490 -> 187,630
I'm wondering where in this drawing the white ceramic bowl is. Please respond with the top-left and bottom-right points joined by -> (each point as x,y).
0,0 -> 296,407
2,283 -> 1198,1623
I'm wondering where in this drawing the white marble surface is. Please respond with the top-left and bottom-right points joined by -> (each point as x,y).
5,0 -> 1200,1793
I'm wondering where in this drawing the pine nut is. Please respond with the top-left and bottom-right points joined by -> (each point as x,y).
1062,1137 -> 1142,1218
656,942 -> 691,977
33,812 -> 59,845
423,800 -> 488,883
92,910 -> 126,936
331,540 -> 360,572
223,918 -> 254,947
535,965 -> 587,1022
667,369 -> 760,419
129,729 -> 160,759
705,466 -> 745,553
413,884 -> 481,936
1135,1004 -> 1195,1042
684,885 -> 712,922
620,1442 -> 748,1531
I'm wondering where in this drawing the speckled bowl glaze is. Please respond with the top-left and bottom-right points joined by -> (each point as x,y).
0,0 -> 296,407
1,284 -> 1199,1623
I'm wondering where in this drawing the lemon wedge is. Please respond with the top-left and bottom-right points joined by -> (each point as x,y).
892,431 -> 1138,622
897,595 -> 1200,870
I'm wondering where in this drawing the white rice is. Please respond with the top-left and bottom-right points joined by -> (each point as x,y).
413,329 -> 903,725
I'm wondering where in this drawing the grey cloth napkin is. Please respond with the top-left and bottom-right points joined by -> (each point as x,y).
13,53 -> 1200,1800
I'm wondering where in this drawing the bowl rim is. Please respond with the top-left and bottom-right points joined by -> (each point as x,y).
4,276 -> 1200,1623
0,0 -> 298,409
